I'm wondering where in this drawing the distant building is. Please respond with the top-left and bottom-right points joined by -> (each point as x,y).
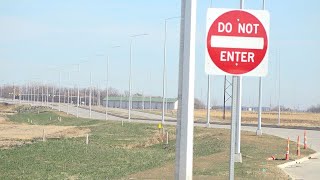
102,96 -> 178,110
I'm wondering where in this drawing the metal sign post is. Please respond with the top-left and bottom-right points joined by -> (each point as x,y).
175,0 -> 197,179
206,75 -> 211,127
234,76 -> 242,163
229,76 -> 239,180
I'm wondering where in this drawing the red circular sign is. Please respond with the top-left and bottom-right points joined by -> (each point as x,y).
207,10 -> 268,74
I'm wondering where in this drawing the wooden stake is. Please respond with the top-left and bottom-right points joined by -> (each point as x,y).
86,134 -> 89,145
166,131 -> 169,145
42,129 -> 46,142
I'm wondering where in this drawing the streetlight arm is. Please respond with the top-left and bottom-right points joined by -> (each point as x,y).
130,33 -> 149,38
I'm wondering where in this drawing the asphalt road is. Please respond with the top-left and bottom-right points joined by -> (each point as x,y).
2,99 -> 320,180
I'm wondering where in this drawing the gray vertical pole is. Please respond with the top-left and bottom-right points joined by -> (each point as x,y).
63,88 -> 66,103
162,20 -> 167,125
92,87 -> 95,106
206,0 -> 213,128
257,78 -> 263,134
37,85 -> 40,103
77,84 -> 79,118
175,0 -> 197,179
277,50 -> 281,125
257,0 -> 265,136
27,83 -> 29,102
84,88 -> 87,106
67,88 -> 70,114
77,64 -> 80,118
206,75 -> 211,127
89,72 -> 92,118
223,76 -> 227,119
67,73 -> 70,114
19,86 -> 21,104
106,56 -> 109,120
33,85 -> 35,104
97,85 -> 100,106
13,83 -> 15,102
142,91 -> 144,110
128,40 -> 132,120
234,76 -> 242,162
149,72 -> 152,111
52,86 -> 55,103
41,84 -> 44,105
59,72 -> 61,111
229,76 -> 238,180
46,83 -> 49,106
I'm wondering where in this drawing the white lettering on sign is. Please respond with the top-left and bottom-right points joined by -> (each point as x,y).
218,22 -> 232,33
212,19 -> 263,66
238,23 -> 259,34
220,51 -> 255,63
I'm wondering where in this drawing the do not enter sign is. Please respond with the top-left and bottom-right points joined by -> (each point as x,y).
205,9 -> 270,76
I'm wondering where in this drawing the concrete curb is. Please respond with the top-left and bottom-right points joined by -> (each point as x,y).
278,152 -> 320,179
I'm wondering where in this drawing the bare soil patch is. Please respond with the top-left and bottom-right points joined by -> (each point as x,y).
0,116 -> 90,149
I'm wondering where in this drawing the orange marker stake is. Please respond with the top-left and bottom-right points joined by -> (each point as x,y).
285,137 -> 290,160
304,130 -> 307,149
297,136 -> 300,156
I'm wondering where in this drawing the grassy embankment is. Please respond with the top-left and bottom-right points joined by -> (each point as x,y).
0,106 -> 315,179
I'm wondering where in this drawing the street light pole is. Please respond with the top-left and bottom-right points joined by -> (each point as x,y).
128,33 -> 148,120
77,84 -> 80,118
46,83 -> 49,106
89,72 -> 92,118
13,83 -> 15,102
162,16 -> 180,125
105,45 -> 120,120
277,50 -> 281,126
129,39 -> 132,120
59,71 -> 61,111
206,75 -> 211,127
162,19 -> 167,125
106,55 -> 109,120
66,72 -> 70,114
256,0 -> 266,136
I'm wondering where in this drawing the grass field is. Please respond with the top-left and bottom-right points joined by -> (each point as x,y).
0,106 -> 315,179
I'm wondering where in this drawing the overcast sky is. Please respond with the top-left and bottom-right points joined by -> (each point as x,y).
0,0 -> 319,110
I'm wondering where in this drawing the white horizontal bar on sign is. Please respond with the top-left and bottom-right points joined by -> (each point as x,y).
211,36 -> 264,49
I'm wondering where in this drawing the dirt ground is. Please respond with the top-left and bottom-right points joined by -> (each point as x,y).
0,116 -> 90,149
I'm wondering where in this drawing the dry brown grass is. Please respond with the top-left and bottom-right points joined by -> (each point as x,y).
194,109 -> 320,127
148,109 -> 320,128
125,128 -> 297,180
0,116 -> 90,149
